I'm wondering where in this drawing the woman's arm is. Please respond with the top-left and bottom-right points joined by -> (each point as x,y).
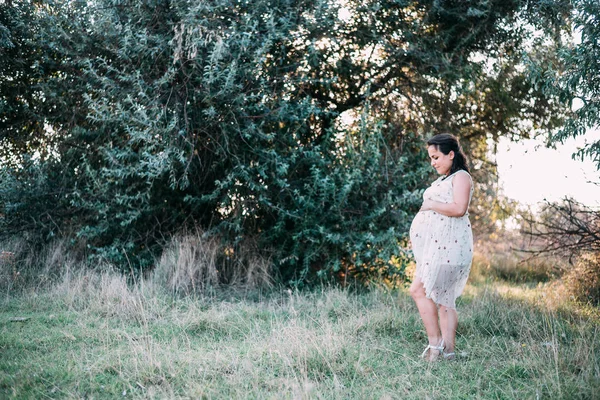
420,172 -> 471,217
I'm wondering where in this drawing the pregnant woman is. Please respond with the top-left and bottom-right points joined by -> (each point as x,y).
409,133 -> 474,361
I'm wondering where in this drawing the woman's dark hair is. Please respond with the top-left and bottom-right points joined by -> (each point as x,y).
426,133 -> 470,174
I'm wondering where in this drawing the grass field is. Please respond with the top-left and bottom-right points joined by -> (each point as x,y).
1,258 -> 599,399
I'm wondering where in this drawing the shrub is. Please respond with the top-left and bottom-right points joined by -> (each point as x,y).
562,253 -> 600,306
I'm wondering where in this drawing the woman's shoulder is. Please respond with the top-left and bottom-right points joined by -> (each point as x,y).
451,169 -> 473,186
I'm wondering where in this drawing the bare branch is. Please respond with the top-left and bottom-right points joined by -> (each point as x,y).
520,197 -> 600,258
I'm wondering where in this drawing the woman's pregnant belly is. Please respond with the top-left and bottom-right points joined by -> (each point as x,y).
410,211 -> 473,267
409,211 -> 432,259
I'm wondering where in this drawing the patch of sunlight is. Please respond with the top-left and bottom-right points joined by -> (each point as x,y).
338,6 -> 352,22
466,281 -> 563,309
493,282 -> 545,303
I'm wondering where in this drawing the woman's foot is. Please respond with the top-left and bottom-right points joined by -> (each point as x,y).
421,339 -> 445,361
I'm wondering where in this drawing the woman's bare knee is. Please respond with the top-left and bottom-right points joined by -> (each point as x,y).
410,281 -> 426,299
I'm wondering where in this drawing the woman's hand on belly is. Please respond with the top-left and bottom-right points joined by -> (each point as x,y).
420,199 -> 433,212
420,199 -> 444,213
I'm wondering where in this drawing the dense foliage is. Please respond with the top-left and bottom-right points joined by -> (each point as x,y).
0,0 -> 579,284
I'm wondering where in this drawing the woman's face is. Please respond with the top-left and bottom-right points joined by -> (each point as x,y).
427,145 -> 454,176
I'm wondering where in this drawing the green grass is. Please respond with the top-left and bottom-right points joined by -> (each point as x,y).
1,269 -> 598,399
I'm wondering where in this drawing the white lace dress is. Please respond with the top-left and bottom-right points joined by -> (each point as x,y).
409,170 -> 474,309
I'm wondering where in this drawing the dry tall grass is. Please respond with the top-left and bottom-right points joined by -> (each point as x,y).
0,238 -> 80,297
1,231 -> 272,299
153,232 -> 220,294
152,230 -> 272,295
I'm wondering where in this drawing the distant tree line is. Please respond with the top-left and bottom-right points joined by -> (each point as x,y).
0,0 -> 596,285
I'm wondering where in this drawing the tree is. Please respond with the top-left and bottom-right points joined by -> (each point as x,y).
0,0 -> 93,166
528,0 -> 600,167
0,0 -> 572,284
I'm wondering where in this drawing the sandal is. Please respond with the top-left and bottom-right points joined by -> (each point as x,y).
442,351 -> 456,361
421,339 -> 445,361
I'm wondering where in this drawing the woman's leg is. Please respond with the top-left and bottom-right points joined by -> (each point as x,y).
438,305 -> 458,355
410,279 -> 442,360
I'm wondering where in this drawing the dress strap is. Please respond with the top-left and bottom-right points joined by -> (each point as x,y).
444,169 -> 471,182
